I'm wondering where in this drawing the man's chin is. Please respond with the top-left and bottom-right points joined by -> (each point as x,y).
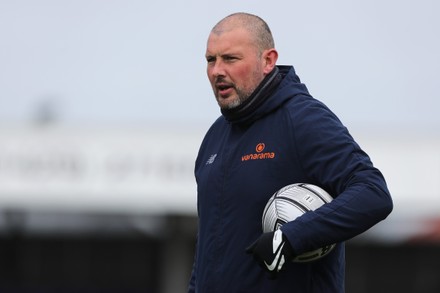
217,96 -> 241,110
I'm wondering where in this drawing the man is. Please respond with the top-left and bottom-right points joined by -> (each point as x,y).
188,12 -> 393,292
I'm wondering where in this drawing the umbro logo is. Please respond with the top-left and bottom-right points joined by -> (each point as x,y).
264,229 -> 286,272
264,243 -> 285,271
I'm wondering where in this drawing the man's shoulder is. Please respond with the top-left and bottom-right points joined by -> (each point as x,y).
281,94 -> 326,118
205,115 -> 228,135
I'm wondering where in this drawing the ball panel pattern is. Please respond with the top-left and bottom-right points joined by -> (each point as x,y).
262,183 -> 336,262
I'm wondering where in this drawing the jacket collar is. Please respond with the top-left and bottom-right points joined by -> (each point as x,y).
221,67 -> 282,124
221,66 -> 309,125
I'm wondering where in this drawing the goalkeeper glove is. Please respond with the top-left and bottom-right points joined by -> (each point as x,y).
246,229 -> 294,278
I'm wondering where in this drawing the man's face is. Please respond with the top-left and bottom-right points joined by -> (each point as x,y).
205,28 -> 266,110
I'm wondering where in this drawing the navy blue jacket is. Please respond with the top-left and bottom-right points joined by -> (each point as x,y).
189,66 -> 393,292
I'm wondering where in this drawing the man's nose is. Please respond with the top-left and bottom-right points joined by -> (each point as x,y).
211,60 -> 226,78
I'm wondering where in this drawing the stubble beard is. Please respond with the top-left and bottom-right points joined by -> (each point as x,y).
216,70 -> 262,110
217,86 -> 252,110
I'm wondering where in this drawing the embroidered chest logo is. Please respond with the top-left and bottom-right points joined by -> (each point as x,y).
206,154 -> 217,165
241,143 -> 276,162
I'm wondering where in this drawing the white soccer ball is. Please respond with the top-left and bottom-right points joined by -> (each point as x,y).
262,183 -> 336,262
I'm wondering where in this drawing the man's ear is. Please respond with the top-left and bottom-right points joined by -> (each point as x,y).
263,48 -> 278,74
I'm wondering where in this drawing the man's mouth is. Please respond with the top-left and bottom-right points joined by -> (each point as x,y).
216,83 -> 234,98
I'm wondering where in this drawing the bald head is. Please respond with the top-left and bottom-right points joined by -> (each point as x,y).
211,13 -> 275,55
205,13 -> 278,110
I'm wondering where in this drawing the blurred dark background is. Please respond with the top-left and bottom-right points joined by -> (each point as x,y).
0,213 -> 440,293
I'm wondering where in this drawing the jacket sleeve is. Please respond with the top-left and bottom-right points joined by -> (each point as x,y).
280,97 -> 393,254
187,233 -> 198,293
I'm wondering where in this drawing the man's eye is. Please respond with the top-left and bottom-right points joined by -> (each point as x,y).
224,56 -> 237,61
206,57 -> 215,63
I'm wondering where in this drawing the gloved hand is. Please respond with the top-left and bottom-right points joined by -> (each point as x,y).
246,229 -> 294,279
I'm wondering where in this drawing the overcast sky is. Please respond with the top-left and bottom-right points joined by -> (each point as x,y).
1,0 -> 439,134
